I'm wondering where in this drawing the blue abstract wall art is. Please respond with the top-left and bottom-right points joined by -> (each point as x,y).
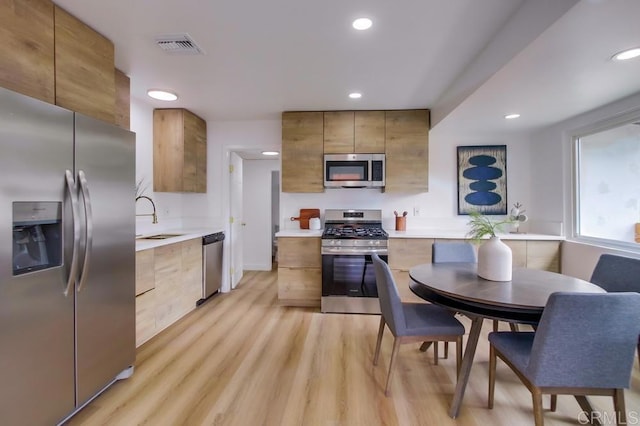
457,145 -> 507,215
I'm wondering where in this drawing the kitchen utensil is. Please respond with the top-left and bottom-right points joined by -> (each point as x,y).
290,208 -> 320,229
402,211 -> 408,217
394,211 -> 399,217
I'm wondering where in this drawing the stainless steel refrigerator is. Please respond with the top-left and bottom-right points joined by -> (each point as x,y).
0,87 -> 136,425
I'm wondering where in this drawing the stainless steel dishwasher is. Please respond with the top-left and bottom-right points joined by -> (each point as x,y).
198,232 -> 225,305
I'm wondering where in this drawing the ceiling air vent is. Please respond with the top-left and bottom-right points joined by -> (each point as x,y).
155,34 -> 204,55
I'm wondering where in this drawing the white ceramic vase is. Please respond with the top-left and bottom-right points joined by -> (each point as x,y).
477,236 -> 512,281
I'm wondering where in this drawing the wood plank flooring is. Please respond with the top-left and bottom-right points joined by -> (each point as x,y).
67,267 -> 640,426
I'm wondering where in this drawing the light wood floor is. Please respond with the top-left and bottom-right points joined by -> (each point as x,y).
67,267 -> 640,426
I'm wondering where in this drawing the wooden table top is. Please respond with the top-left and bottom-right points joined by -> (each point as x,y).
409,263 -> 605,322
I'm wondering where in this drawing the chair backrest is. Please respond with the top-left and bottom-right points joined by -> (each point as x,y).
590,254 -> 640,293
372,253 -> 405,335
432,241 -> 477,263
526,292 -> 640,388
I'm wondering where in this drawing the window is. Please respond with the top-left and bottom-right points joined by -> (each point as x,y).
575,118 -> 640,248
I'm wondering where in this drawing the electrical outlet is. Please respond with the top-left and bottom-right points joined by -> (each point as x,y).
413,206 -> 420,216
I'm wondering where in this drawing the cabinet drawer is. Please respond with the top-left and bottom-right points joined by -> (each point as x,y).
388,238 -> 433,271
136,288 -> 156,347
278,237 -> 321,268
135,249 -> 155,296
277,267 -> 321,306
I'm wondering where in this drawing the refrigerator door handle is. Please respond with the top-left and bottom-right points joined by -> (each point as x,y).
64,170 -> 80,296
76,170 -> 94,293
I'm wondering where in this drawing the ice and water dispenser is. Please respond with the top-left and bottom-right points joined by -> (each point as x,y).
12,202 -> 63,275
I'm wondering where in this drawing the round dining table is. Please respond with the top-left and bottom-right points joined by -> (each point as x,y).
409,262 -> 604,419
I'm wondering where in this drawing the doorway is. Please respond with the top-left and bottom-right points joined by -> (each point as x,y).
227,150 -> 281,288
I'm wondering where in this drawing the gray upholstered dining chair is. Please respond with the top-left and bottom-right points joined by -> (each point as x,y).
371,253 -> 465,396
428,241 -> 477,359
488,292 -> 640,426
590,254 -> 640,367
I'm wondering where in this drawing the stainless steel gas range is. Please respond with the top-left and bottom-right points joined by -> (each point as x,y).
321,209 -> 388,314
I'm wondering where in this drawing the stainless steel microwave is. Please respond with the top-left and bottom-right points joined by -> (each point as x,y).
324,153 -> 385,188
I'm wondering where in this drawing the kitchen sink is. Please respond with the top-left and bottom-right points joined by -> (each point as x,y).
137,233 -> 184,240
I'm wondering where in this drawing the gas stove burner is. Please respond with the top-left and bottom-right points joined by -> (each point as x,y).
322,224 -> 388,240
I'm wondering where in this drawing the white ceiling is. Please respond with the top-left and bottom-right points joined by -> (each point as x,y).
54,0 -> 640,137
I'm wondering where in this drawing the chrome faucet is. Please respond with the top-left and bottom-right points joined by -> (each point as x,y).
135,196 -> 158,224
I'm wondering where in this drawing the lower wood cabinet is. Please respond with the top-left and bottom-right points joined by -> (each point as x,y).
277,237 -> 321,307
388,238 -> 562,282
135,238 -> 203,347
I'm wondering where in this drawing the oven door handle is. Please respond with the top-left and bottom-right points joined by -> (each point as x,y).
321,247 -> 388,256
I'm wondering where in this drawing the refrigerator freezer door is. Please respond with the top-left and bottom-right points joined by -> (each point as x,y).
73,114 -> 136,406
0,88 -> 76,425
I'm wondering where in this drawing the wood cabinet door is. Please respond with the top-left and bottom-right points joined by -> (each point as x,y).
195,117 -> 207,193
323,111 -> 354,153
180,239 -> 203,314
135,249 -> 155,296
277,237 -> 321,268
182,110 -> 199,192
355,111 -> 385,153
114,69 -> 130,130
54,5 -> 115,124
277,267 -> 321,306
385,110 -> 430,192
0,0 -> 55,103
527,241 -> 560,272
153,109 -> 185,192
388,238 -> 433,271
154,243 -> 183,331
282,112 -> 324,192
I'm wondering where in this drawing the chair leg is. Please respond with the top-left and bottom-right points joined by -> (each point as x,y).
613,388 -> 626,425
493,320 -> 499,332
549,395 -> 557,412
455,336 -> 462,378
385,337 -> 401,397
488,344 -> 496,409
444,341 -> 449,359
509,323 -> 520,332
433,340 -> 439,365
419,341 -> 432,352
373,317 -> 385,366
531,387 -> 545,426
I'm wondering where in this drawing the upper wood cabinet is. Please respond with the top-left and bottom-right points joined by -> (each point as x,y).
153,108 -> 207,193
323,111 -> 385,154
282,111 -> 324,193
0,0 -> 55,103
54,5 -> 115,124
385,109 -> 430,193
114,69 -> 130,130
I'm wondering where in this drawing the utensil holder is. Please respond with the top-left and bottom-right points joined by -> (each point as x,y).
395,216 -> 406,231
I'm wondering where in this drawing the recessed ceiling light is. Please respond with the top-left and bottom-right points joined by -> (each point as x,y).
612,47 -> 640,61
262,151 -> 279,156
349,92 -> 362,99
147,89 -> 178,101
504,113 -> 520,119
352,18 -> 372,30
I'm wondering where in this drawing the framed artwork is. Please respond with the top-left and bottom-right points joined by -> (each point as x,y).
457,145 -> 507,215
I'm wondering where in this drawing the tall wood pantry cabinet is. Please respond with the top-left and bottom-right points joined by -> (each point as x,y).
153,108 -> 207,193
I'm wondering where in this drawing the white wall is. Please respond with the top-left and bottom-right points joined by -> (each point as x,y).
281,125 -> 533,233
530,90 -> 640,278
243,159 -> 280,270
131,97 -> 216,235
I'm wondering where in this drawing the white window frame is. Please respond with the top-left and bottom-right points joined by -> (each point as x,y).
571,108 -> 640,251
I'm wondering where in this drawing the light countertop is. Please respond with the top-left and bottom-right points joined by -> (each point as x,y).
385,229 -> 565,240
135,227 -> 225,251
275,229 -> 323,238
275,228 -> 563,240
